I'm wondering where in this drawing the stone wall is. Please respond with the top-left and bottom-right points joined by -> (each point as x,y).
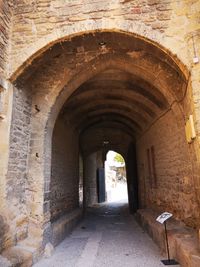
0,0 -> 199,261
7,0 -> 200,143
0,0 -> 13,253
0,0 -> 12,77
51,116 -> 79,222
5,85 -> 32,247
8,0 -> 199,79
137,104 -> 200,228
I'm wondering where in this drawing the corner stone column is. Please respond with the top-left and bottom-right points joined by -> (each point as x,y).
191,65 -> 200,250
83,152 -> 98,207
0,79 -> 13,212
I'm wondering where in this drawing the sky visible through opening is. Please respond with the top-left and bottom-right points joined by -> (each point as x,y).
105,151 -> 128,203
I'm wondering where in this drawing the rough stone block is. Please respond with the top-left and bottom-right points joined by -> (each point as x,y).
191,255 -> 200,267
52,208 -> 82,246
2,247 -> 33,267
0,255 -> 12,267
44,243 -> 54,258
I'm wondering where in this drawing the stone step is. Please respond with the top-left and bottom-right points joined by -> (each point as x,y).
136,209 -> 200,267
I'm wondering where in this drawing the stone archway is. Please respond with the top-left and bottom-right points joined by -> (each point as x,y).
6,30 -> 199,260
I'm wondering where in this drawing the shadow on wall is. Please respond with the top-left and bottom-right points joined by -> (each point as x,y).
0,215 -> 9,252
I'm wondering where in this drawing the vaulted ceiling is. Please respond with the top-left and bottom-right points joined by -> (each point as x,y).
15,31 -> 188,156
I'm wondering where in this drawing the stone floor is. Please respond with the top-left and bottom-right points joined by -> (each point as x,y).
34,202 -> 179,267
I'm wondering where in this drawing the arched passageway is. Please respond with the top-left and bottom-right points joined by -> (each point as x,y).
105,151 -> 128,204
5,30 -> 200,265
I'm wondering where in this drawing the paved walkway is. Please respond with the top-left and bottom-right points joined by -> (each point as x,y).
34,202 -> 169,267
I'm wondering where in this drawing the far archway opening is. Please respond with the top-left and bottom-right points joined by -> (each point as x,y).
105,151 -> 128,204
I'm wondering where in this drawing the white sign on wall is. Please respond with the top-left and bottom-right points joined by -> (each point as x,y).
156,212 -> 173,224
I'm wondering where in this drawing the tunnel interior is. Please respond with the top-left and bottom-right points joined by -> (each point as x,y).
10,30 -> 200,248
46,31 -> 189,225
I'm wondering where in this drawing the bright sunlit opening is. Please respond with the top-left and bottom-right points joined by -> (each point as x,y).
105,151 -> 128,203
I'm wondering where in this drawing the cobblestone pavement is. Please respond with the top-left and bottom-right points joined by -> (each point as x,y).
34,202 -> 177,267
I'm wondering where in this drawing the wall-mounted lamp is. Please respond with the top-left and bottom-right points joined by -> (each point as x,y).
103,140 -> 109,145
98,41 -> 107,47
